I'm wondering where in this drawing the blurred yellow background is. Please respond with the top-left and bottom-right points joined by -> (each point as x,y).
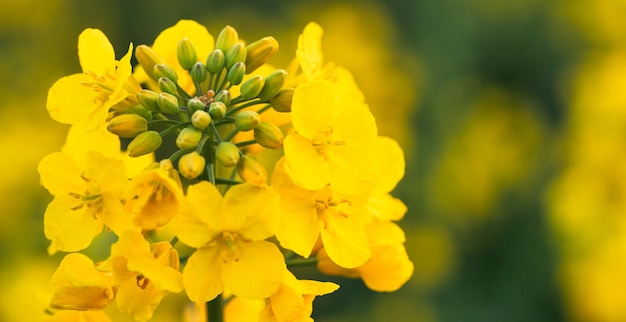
1,0 -> 625,321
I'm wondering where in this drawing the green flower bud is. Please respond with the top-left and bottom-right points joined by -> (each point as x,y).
187,98 -> 206,113
225,43 -> 246,69
137,89 -> 161,112
158,77 -> 178,95
178,151 -> 206,180
191,110 -> 212,130
258,69 -> 287,101
245,36 -> 279,74
270,88 -> 294,112
215,142 -> 240,167
191,62 -> 208,83
176,126 -> 203,149
157,92 -> 179,114
208,102 -> 226,120
234,110 -> 260,131
135,45 -> 164,80
111,104 -> 153,121
153,64 -> 179,83
253,122 -> 284,149
107,114 -> 148,138
206,49 -> 225,74
215,25 -> 239,53
236,155 -> 267,185
215,90 -> 231,106
177,37 -> 198,70
226,62 -> 245,85
240,75 -> 265,100
128,131 -> 162,157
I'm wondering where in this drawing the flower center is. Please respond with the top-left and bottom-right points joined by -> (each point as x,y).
68,171 -> 103,219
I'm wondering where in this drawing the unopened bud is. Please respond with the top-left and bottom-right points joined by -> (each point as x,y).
138,89 -> 161,112
235,110 -> 260,131
191,110 -> 212,130
245,36 -> 279,74
157,92 -> 179,114
191,62 -> 208,83
225,43 -> 246,69
107,114 -> 148,138
215,90 -> 231,106
258,70 -> 287,101
215,142 -> 240,167
240,75 -> 265,100
236,155 -> 267,185
187,98 -> 206,113
209,102 -> 226,120
178,151 -> 206,180
176,126 -> 203,149
254,122 -> 284,149
135,45 -> 164,80
153,64 -> 179,83
158,77 -> 178,95
206,49 -> 225,74
226,62 -> 245,85
270,88 -> 294,112
215,26 -> 239,53
177,38 -> 198,70
112,105 -> 153,121
128,131 -> 162,157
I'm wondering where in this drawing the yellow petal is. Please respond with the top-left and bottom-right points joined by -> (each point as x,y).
360,243 -> 414,292
183,246 -> 224,304
270,282 -> 304,322
62,123 -> 121,165
127,256 -> 183,293
372,136 -> 405,194
78,28 -> 115,74
222,240 -> 285,298
327,141 -> 377,196
366,193 -> 407,222
275,193 -> 320,258
283,133 -> 329,190
46,73 -> 99,125
365,220 -> 406,247
223,184 -> 280,240
115,277 -> 165,322
297,22 -> 324,80
38,152 -> 84,196
100,192 -> 137,236
320,209 -> 370,269
176,181 -> 222,247
291,80 -> 336,140
44,195 -> 103,252
84,151 -> 127,197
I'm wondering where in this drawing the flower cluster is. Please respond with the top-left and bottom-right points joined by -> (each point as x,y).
39,20 -> 413,321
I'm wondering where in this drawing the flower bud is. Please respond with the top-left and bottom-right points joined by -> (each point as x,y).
215,25 -> 239,53
153,64 -> 179,83
226,62 -> 245,85
157,92 -> 179,114
112,104 -> 153,121
128,131 -> 162,157
208,102 -> 226,120
258,69 -> 287,101
270,88 -> 294,112
191,62 -> 208,83
176,126 -> 203,149
137,89 -> 161,112
107,114 -> 148,138
158,77 -> 178,95
245,36 -> 278,74
187,98 -> 206,113
236,155 -> 267,185
206,49 -> 225,74
225,43 -> 246,70
191,110 -> 212,130
215,142 -> 240,167
215,90 -> 231,106
235,110 -> 260,131
135,45 -> 164,80
177,37 -> 198,70
178,151 -> 206,180
253,122 -> 284,149
240,75 -> 265,100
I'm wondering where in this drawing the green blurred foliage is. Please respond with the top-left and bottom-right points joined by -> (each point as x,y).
3,0 -> 626,321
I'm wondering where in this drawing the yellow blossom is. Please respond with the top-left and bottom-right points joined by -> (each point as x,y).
47,28 -> 140,131
176,181 -> 284,303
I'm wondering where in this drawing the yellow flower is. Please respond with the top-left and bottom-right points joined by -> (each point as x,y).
38,151 -> 135,253
272,159 -> 371,269
108,231 -> 183,322
176,181 -> 285,303
47,28 -> 140,131
124,159 -> 184,230
49,253 -> 115,311
317,220 -> 414,292
259,271 -> 339,322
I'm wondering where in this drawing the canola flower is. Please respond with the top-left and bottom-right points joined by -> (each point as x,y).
39,20 -> 413,321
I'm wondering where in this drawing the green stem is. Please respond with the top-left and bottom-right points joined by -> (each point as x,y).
148,119 -> 180,127
206,294 -> 224,322
168,147 -> 195,162
256,103 -> 272,114
223,128 -> 239,142
215,178 -> 243,185
227,99 -> 266,116
159,122 -> 191,138
235,140 -> 257,147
